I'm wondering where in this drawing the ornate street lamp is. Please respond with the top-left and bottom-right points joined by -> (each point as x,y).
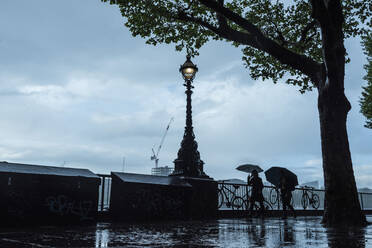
171,55 -> 210,178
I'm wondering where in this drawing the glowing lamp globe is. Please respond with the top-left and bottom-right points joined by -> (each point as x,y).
179,55 -> 198,80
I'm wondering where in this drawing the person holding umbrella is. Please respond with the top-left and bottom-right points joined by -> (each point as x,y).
247,169 -> 265,217
236,164 -> 265,217
279,174 -> 296,219
265,166 -> 298,219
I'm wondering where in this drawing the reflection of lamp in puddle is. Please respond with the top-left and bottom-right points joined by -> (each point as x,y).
95,224 -> 109,247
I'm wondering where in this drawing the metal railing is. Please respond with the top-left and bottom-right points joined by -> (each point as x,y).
97,174 -> 112,211
96,175 -> 372,212
359,192 -> 372,210
217,181 -> 372,211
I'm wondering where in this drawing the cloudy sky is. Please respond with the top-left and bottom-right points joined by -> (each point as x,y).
0,1 -> 371,188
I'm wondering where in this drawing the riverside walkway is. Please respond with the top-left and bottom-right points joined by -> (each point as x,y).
0,216 -> 371,247
97,175 -> 372,213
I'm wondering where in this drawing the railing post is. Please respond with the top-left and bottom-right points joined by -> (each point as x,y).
101,176 -> 106,211
277,189 -> 280,210
245,184 -> 248,211
360,193 -> 364,210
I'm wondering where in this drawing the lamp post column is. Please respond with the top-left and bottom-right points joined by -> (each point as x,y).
171,55 -> 209,178
185,79 -> 193,139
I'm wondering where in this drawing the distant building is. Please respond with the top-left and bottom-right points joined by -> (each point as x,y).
218,178 -> 275,185
358,187 -> 372,193
151,166 -> 174,176
218,178 -> 247,184
300,180 -> 319,189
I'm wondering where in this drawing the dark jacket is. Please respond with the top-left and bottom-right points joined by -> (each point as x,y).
279,180 -> 294,199
248,176 -> 264,201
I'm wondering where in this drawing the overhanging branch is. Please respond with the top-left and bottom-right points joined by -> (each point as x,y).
196,0 -> 322,83
176,11 -> 259,47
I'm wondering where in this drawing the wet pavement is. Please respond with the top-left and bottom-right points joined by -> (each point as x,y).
0,216 -> 371,247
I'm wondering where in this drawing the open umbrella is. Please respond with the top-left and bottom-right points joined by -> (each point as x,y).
236,164 -> 263,173
264,166 -> 298,188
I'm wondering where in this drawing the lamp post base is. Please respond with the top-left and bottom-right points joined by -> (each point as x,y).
178,176 -> 218,219
170,159 -> 213,179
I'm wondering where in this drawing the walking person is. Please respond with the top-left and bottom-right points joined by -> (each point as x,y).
247,170 -> 265,217
279,175 -> 296,219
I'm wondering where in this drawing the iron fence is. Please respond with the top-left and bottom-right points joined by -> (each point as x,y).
217,181 -> 372,211
359,192 -> 372,210
96,175 -> 372,211
97,174 -> 112,211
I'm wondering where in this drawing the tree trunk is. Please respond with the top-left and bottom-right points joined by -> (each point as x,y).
318,83 -> 366,226
311,0 -> 367,226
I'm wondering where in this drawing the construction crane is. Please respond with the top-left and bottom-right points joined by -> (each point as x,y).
151,117 -> 174,168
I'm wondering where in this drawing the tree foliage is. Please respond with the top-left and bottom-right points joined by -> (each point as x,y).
102,0 -> 371,93
361,34 -> 372,129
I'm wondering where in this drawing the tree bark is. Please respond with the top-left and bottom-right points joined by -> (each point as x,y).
314,0 -> 367,226
318,82 -> 367,226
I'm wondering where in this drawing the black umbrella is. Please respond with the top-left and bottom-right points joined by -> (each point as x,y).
264,166 -> 298,188
236,164 -> 263,173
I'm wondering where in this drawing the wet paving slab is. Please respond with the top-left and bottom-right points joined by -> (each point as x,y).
0,216 -> 371,247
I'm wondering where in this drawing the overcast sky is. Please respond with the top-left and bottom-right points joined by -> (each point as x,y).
0,0 -> 371,188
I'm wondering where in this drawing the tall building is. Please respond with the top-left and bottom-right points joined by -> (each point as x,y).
151,166 -> 174,176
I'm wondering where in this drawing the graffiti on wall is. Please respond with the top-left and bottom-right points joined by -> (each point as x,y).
126,187 -> 185,218
45,195 -> 93,221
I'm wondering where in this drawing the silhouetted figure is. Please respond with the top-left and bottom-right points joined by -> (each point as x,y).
247,170 -> 265,217
279,175 -> 296,218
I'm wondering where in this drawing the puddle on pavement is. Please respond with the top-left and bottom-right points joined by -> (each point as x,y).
0,216 -> 370,247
